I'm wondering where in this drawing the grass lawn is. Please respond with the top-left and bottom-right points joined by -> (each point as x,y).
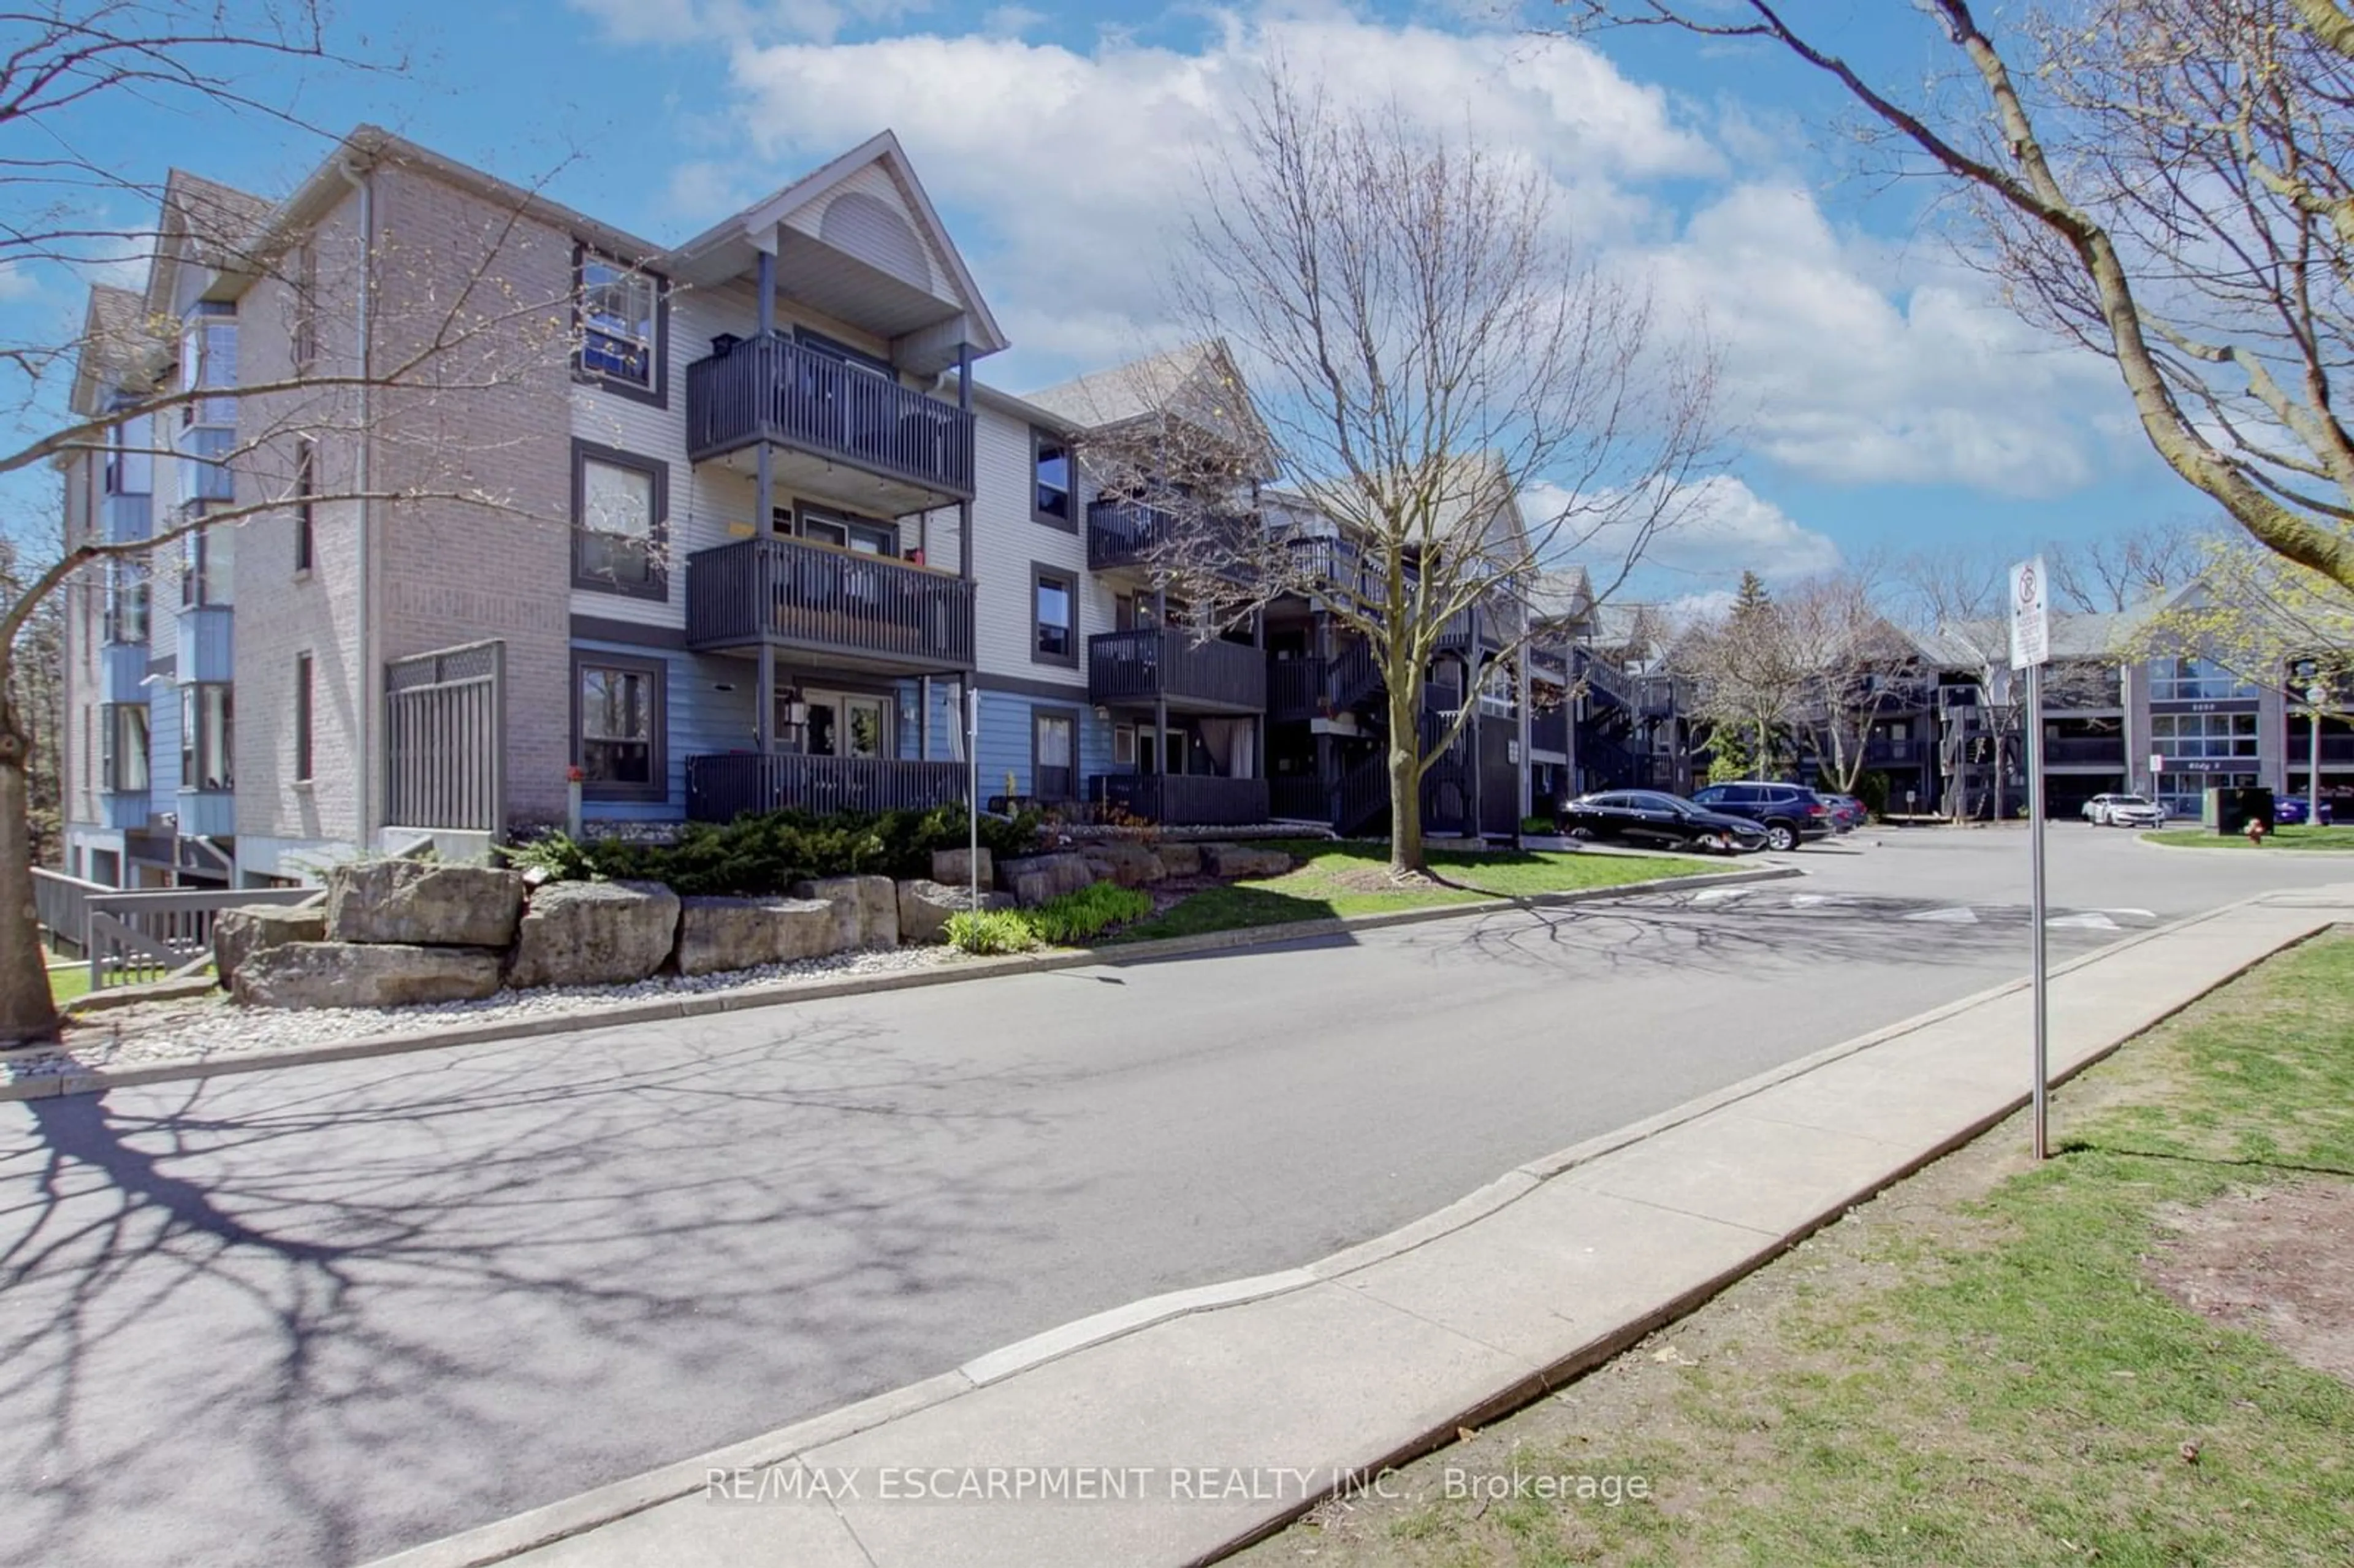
1108,839 -> 1722,943
47,964 -> 90,1006
2144,824 -> 2354,850
1236,932 -> 2354,1568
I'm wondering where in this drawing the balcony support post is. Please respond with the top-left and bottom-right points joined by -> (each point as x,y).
1155,586 -> 1170,788
918,674 -> 932,763
957,342 -> 974,585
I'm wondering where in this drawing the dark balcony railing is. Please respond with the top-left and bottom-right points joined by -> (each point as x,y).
1576,649 -> 1634,708
1087,500 -> 1173,573
686,536 -> 974,666
1531,704 -> 1570,755
1269,774 -> 1328,822
1093,772 -> 1270,826
1087,628 -> 1267,711
1865,737 -> 1928,764
1269,657 -> 1327,721
685,335 -> 975,498
687,752 -> 967,823
2042,735 -> 2128,766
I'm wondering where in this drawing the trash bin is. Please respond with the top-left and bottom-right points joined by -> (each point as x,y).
2208,785 -> 2275,835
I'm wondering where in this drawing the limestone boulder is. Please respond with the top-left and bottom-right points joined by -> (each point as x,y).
996,853 -> 1096,908
1151,842 -> 1203,878
1080,840 -> 1167,889
506,880 -> 680,990
1202,843 -> 1293,880
789,874 -> 899,950
211,904 -> 327,990
675,896 -> 840,976
327,861 -> 525,947
931,847 -> 994,888
896,879 -> 1017,944
233,942 -> 503,1010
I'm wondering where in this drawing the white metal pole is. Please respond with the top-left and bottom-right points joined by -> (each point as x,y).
2311,690 -> 2325,815
2027,660 -> 2049,1160
967,683 -> 981,909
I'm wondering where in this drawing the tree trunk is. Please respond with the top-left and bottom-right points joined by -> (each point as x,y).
1387,669 -> 1426,878
0,688 -> 60,1043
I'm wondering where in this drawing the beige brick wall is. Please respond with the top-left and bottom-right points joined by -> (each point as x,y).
234,156 -> 577,857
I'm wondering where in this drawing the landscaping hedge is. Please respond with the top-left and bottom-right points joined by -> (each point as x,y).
504,805 -> 1042,897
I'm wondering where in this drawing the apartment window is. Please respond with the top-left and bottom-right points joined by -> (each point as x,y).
574,654 -> 666,801
2149,658 -> 2258,703
1113,725 -> 1136,767
181,683 -> 233,791
101,703 -> 150,793
293,436 -> 316,572
2150,710 -> 2260,761
291,242 -> 318,373
179,310 -> 236,428
574,249 -> 666,405
102,561 -> 150,644
1032,428 -> 1073,528
1032,566 -> 1076,666
798,504 -> 897,555
180,526 -> 231,607
571,441 -> 667,598
1034,710 -> 1076,800
294,653 -> 314,783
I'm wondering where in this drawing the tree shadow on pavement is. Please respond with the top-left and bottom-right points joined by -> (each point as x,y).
0,1016 -> 1072,1568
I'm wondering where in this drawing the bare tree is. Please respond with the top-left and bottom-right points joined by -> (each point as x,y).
2047,517 -> 2210,613
1781,573 -> 1917,793
1087,70 -> 1722,877
0,23 -> 585,1041
1561,0 -> 2354,597
1674,571 -> 1807,782
2131,534 -> 2354,687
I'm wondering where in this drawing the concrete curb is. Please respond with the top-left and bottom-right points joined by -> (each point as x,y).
1,864 -> 1797,1105
2135,831 -> 2354,858
357,883 -> 2339,1568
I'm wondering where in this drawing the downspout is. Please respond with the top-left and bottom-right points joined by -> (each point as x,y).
339,156 -> 377,856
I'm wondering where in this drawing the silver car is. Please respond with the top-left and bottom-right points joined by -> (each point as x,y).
2082,792 -> 2165,828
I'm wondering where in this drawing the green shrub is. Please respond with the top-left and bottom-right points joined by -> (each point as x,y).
943,909 -> 1038,954
1520,813 -> 1556,835
1021,883 -> 1153,945
1854,770 -> 1891,818
501,805 -> 1041,897
942,883 -> 1154,954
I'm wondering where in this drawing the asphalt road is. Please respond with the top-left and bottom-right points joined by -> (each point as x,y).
1,829 -> 2344,1568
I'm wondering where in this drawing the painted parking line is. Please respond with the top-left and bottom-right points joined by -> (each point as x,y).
2046,911 -> 2120,931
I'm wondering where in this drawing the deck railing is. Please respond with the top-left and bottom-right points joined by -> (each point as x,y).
1086,629 -> 1267,711
685,752 -> 969,822
1531,703 -> 1571,755
685,335 -> 974,497
686,535 -> 975,666
32,870 -> 321,989
1092,773 -> 1270,826
1269,657 -> 1327,721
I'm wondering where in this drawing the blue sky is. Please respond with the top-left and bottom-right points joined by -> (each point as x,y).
1,0 -> 2196,603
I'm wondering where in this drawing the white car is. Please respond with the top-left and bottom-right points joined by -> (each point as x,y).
2082,793 -> 2166,828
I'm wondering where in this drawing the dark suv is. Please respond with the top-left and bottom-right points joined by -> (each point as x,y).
1687,781 -> 1835,851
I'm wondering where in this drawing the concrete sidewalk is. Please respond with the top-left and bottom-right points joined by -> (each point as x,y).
370,884 -> 2354,1568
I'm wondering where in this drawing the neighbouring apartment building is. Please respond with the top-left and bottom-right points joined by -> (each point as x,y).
59,125 -> 1618,888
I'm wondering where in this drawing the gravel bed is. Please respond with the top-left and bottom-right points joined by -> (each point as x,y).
4,945 -> 963,1084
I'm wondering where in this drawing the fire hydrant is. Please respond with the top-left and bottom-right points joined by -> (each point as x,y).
2246,816 -> 2269,846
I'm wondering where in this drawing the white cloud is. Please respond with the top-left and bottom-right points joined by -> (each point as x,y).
1534,473 -> 1840,587
569,0 -> 928,47
710,16 -> 1717,371
0,262 -> 39,302
1628,184 -> 2117,495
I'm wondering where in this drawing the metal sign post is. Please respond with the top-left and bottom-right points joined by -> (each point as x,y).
2009,556 -> 2052,1160
2309,683 -> 2328,813
967,685 -> 982,910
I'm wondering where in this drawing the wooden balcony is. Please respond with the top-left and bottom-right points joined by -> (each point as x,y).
1092,773 -> 1270,826
1087,628 -> 1266,713
685,334 -> 974,509
1269,657 -> 1327,721
686,753 -> 968,823
1531,703 -> 1570,755
1087,499 -> 1175,573
685,536 -> 974,669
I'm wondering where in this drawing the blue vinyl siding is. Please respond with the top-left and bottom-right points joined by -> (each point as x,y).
177,604 -> 234,683
573,641 -> 753,823
147,680 -> 181,799
975,688 -> 1111,801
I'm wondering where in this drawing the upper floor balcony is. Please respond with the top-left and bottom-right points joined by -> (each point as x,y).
1087,498 -> 1175,574
685,334 -> 974,515
1087,628 -> 1266,714
684,534 -> 974,671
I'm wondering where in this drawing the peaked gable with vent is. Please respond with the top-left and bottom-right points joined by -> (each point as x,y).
667,131 -> 1005,377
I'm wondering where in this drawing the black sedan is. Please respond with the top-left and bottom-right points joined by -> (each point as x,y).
1558,790 -> 1771,854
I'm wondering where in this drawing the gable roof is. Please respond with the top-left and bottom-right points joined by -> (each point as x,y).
667,129 -> 1005,368
70,284 -> 167,415
145,169 -> 272,316
1527,567 -> 1595,625
1024,340 -> 1276,468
